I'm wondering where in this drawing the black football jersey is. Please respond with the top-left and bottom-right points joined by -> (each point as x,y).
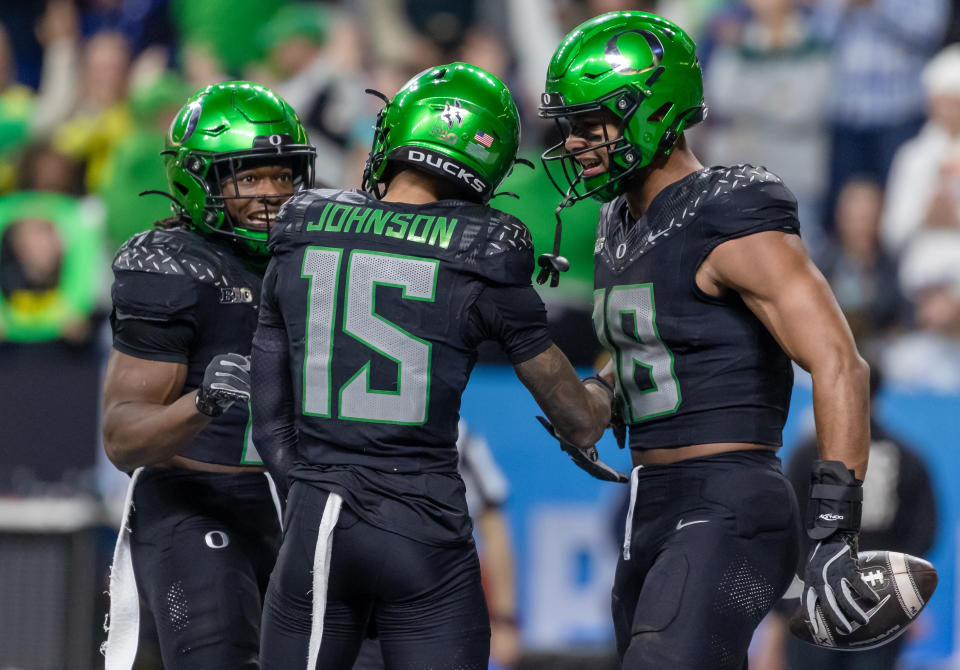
594,165 -> 798,450
110,227 -> 264,466
259,188 -> 551,544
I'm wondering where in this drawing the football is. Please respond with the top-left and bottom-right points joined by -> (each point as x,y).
790,551 -> 938,650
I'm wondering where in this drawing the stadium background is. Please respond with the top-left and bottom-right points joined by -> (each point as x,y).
1,0 -> 959,668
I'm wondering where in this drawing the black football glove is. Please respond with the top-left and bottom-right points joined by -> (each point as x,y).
582,375 -> 627,449
536,415 -> 629,483
800,460 -> 879,635
196,353 -> 251,417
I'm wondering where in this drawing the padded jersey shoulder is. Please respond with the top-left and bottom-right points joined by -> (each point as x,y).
267,188 -> 347,252
664,164 -> 799,241
452,206 -> 535,286
112,227 -> 238,287
111,226 -> 249,321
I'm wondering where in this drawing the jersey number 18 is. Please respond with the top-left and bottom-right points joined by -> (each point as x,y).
594,284 -> 681,423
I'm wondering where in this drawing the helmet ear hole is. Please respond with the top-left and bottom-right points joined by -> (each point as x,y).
647,102 -> 673,123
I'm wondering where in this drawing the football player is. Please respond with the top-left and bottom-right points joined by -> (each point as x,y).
538,11 -> 876,670
249,63 -> 612,669
100,81 -> 316,669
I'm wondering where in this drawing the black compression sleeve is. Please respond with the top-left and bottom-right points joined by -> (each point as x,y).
468,283 -> 553,364
112,316 -> 195,363
250,321 -> 298,503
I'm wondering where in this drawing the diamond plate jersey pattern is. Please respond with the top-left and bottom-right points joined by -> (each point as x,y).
596,164 -> 785,272
113,228 -> 233,287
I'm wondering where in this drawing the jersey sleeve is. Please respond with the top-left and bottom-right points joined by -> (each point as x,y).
109,232 -> 201,362
465,282 -> 553,364
697,168 -> 801,253
111,315 -> 196,363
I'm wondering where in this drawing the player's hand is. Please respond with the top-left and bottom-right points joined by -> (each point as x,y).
196,353 -> 251,417
802,531 -> 879,634
536,416 -> 628,483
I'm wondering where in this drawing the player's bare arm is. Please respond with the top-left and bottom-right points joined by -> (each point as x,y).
698,230 -> 870,478
102,350 -> 209,471
513,344 -> 611,448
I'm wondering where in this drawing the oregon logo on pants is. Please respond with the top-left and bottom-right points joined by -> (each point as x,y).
205,530 -> 230,549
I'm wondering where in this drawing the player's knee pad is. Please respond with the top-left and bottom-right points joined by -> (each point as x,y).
613,554 -> 689,659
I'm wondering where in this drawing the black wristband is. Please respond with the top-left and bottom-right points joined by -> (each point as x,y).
195,389 -> 224,417
806,460 -> 862,540
582,375 -> 615,403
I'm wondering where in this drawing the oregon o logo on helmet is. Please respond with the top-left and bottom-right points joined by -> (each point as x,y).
204,531 -> 230,549
604,30 -> 664,75
269,134 -> 283,146
406,149 -> 486,193
173,101 -> 203,145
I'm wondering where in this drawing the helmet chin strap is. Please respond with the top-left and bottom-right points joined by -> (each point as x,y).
536,177 -> 578,287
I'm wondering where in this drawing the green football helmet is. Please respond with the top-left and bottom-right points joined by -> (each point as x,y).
363,63 -> 520,203
162,81 -> 315,256
539,11 -> 706,203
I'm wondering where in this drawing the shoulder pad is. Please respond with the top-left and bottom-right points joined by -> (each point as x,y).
455,208 -> 535,285
674,165 -> 799,239
269,188 -> 360,252
113,228 -> 235,287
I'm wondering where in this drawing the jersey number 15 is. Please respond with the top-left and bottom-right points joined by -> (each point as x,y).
300,246 -> 437,425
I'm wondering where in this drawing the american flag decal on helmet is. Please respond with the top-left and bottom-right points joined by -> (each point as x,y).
473,130 -> 494,147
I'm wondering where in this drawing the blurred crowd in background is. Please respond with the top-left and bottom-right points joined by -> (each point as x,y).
1,0 -> 959,384
0,0 -> 959,666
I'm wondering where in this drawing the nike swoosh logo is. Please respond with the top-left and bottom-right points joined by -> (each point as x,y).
647,228 -> 670,244
676,519 -> 709,530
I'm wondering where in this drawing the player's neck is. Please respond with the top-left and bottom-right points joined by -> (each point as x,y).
381,170 -> 446,205
624,144 -> 703,220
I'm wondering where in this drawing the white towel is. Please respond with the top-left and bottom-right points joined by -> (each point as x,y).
306,491 -> 342,669
102,467 -> 143,670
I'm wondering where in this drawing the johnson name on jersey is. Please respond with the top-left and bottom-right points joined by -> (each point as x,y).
592,165 -> 799,450
110,227 -> 264,466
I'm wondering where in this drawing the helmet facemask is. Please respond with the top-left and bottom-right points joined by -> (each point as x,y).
541,91 -> 645,205
203,149 -> 315,249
